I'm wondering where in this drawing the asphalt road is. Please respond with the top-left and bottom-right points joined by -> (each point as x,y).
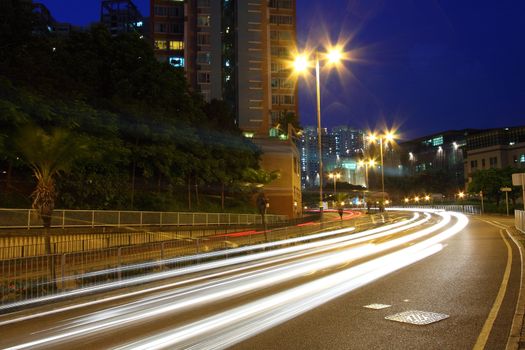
0,210 -> 520,350
233,215 -> 521,350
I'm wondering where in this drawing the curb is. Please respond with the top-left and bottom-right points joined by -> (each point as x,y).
506,227 -> 525,350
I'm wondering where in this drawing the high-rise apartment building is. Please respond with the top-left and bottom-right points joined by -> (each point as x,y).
150,0 -> 301,217
157,0 -> 298,134
101,0 -> 144,36
299,126 -> 365,189
269,0 -> 298,126
150,0 -> 185,67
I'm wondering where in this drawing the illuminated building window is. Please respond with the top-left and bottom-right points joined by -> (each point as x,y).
168,56 -> 184,67
154,40 -> 167,50
169,41 -> 184,50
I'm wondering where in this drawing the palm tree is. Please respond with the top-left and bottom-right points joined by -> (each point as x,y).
15,125 -> 87,240
16,125 -> 87,290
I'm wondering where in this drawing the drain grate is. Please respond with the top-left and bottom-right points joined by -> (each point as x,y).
385,310 -> 449,325
364,303 -> 392,310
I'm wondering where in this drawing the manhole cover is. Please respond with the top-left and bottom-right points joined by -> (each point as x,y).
364,303 -> 391,310
385,310 -> 449,325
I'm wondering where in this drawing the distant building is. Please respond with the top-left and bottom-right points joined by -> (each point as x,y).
101,0 -> 144,36
299,126 -> 365,189
464,126 -> 525,184
398,130 -> 476,188
31,2 -> 75,36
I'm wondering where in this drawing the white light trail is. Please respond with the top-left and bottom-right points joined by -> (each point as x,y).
118,212 -> 468,350
0,214 -> 422,313
3,211 -> 461,350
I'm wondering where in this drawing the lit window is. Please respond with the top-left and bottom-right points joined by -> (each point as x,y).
154,40 -> 167,50
169,41 -> 184,50
169,56 -> 184,67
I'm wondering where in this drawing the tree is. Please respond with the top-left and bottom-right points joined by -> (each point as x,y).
15,125 -> 88,229
467,167 -> 521,206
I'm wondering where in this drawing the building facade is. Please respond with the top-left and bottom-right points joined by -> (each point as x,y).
464,126 -> 525,184
398,130 -> 475,189
299,125 -> 365,189
101,0 -> 144,36
150,0 -> 185,67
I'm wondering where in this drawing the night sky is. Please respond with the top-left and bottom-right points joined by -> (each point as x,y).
39,0 -> 525,139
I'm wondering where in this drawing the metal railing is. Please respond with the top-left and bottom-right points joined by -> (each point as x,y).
396,205 -> 481,215
516,210 -> 525,233
0,208 -> 287,229
0,227 -> 240,260
0,214 -> 369,306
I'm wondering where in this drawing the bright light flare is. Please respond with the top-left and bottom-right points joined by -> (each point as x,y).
326,47 -> 343,64
293,54 -> 309,73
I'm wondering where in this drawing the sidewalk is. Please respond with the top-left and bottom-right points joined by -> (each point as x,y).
477,214 -> 525,349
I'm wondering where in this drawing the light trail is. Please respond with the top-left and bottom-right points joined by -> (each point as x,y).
0,213 -> 423,324
2,211 -> 461,349
0,213 -> 422,313
118,212 -> 468,350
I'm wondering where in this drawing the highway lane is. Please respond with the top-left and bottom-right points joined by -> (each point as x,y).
1,209 -> 516,349
232,214 -> 522,350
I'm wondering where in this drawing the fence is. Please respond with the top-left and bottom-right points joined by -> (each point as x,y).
516,210 -> 525,233
0,209 -> 287,229
0,213 -> 375,306
397,205 -> 481,215
0,228 -> 238,260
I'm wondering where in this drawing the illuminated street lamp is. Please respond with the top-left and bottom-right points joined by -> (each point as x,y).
328,172 -> 341,194
367,131 -> 396,203
404,197 -> 410,204
294,46 -> 345,216
424,195 -> 431,202
357,159 -> 375,189
414,196 -> 420,203
457,191 -> 465,200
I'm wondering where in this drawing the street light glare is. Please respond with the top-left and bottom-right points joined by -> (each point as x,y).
369,159 -> 376,166
385,132 -> 395,142
327,48 -> 342,64
368,134 -> 377,142
293,54 -> 309,73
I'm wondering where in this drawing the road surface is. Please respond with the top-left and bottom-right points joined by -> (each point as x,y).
0,209 -> 520,350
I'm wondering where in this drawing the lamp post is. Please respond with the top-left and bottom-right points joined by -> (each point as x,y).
328,172 -> 341,194
294,46 -> 345,219
368,132 -> 395,204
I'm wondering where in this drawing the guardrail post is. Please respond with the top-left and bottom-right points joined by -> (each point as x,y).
160,212 -> 163,227
206,214 -> 208,226
27,209 -> 31,230
192,213 -> 195,226
117,247 -> 122,280
140,212 -> 143,227
61,254 -> 66,290
228,213 -> 231,225
177,212 -> 180,226
91,211 -> 95,228
118,211 -> 121,228
62,211 -> 65,229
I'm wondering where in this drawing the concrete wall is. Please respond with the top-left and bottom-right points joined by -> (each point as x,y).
255,137 -> 302,218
